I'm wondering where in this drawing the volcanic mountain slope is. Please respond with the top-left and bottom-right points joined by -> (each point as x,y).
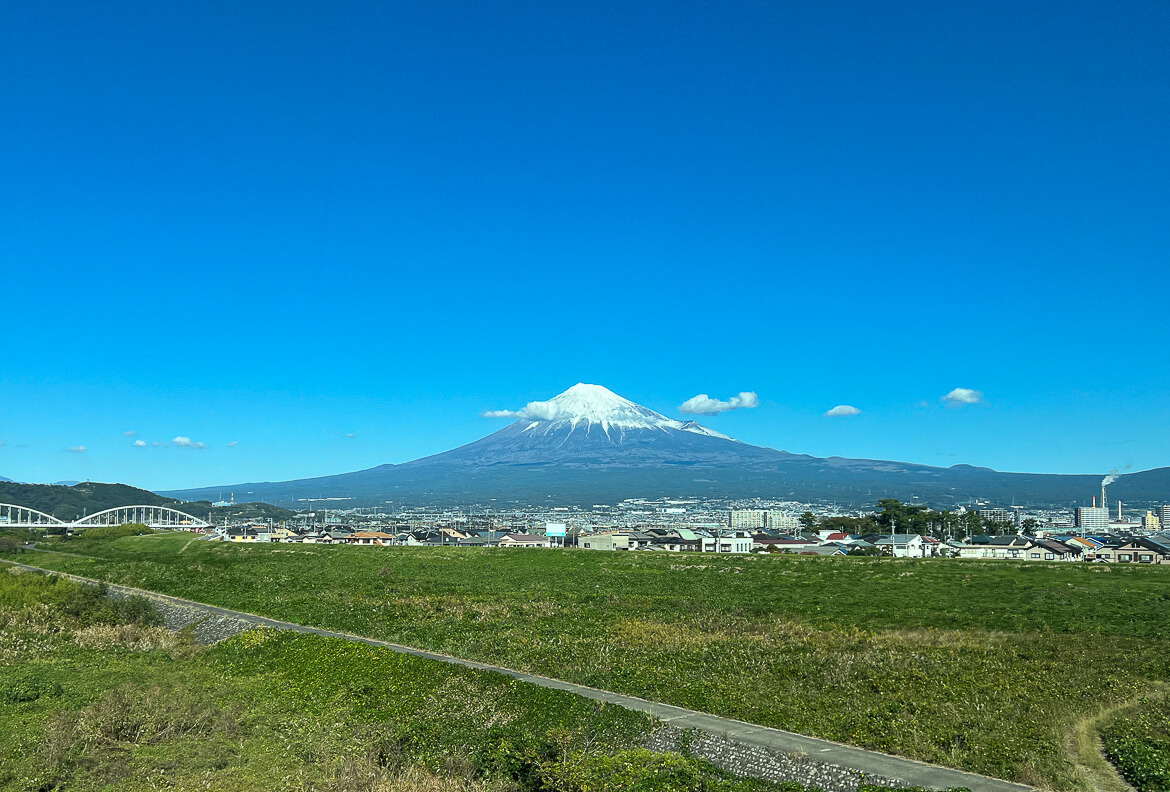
164,383 -> 1164,508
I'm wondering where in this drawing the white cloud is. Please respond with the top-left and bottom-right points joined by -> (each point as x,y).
678,391 -> 759,416
226,440 -> 238,447
152,442 -> 161,447
942,388 -> 984,407
67,445 -> 87,453
483,400 -> 568,420
123,430 -> 136,437
133,439 -> 147,447
172,436 -> 206,449
825,405 -> 860,417
344,433 -> 356,438
481,399 -> 569,420
482,409 -> 524,419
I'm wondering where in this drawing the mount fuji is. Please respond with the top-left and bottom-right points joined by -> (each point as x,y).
164,384 -> 1165,508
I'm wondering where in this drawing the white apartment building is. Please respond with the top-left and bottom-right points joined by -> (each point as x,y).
729,509 -> 768,531
1075,507 -> 1108,533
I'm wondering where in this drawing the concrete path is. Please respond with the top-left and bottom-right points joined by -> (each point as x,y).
2,558 -> 1031,792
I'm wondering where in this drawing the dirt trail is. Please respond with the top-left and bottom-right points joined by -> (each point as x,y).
1066,686 -> 1166,792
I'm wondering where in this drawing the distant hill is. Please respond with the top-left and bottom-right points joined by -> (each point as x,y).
163,383 -> 1170,510
0,481 -> 172,521
0,481 -> 294,523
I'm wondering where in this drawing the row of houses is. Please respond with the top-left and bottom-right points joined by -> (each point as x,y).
206,524 -> 1170,564
955,533 -> 1170,564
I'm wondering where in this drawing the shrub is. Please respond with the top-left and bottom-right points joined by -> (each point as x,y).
540,750 -> 708,792
62,683 -> 241,749
1103,696 -> 1170,792
0,537 -> 23,555
58,583 -> 164,628
78,524 -> 152,541
0,673 -> 63,703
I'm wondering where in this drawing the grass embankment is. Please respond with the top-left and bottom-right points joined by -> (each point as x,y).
13,534 -> 1170,790
3,566 -> 839,792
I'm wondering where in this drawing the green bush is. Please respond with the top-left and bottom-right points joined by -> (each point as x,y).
58,582 -> 163,627
78,524 -> 152,541
0,674 -> 63,703
1104,697 -> 1170,792
0,537 -> 22,555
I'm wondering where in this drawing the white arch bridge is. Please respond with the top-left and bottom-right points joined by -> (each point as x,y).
0,503 -> 210,530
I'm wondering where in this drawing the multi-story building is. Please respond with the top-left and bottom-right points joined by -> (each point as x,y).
767,510 -> 798,532
977,508 -> 1016,526
1159,505 -> 1170,530
1142,512 -> 1160,532
729,509 -> 769,531
1075,506 -> 1109,533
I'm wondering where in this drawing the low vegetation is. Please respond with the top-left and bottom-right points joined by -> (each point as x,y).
0,566 -> 890,792
14,535 -> 1170,790
1103,695 -> 1170,792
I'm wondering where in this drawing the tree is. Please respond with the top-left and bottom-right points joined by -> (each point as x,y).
874,499 -> 930,534
798,512 -> 818,533
1020,518 -> 1039,535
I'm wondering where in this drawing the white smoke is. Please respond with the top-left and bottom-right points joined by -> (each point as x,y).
1102,472 -> 1119,488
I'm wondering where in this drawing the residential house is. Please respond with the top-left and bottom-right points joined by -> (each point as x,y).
955,535 -> 1035,559
1023,538 -> 1081,562
701,531 -> 753,553
1091,537 -> 1170,564
799,545 -> 850,557
347,531 -> 395,546
497,533 -> 546,548
579,532 -> 630,551
875,534 -> 932,558
753,537 -> 819,553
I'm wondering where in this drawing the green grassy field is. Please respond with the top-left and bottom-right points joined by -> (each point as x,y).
10,533 -> 1170,790
3,565 -> 849,792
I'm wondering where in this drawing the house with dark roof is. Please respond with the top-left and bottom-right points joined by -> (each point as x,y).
1090,537 -> 1170,564
753,537 -> 818,553
955,535 -> 1035,560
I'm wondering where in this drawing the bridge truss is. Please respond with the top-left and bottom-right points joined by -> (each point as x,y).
0,504 -> 209,530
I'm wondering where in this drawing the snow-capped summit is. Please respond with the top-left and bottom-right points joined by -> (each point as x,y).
507,383 -> 733,442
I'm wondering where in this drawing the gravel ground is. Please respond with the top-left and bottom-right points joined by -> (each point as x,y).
645,726 -> 910,792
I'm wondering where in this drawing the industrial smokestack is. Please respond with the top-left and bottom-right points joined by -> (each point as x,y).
1101,472 -> 1119,516
1118,500 -> 1122,521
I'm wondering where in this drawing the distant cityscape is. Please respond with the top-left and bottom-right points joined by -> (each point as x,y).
180,491 -> 1170,565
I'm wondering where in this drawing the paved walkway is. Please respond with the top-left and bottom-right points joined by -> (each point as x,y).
3,558 -> 1031,792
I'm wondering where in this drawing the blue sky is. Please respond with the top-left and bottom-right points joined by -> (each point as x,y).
2,1 -> 1168,491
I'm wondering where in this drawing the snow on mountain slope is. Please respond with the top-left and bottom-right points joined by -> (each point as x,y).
504,383 -> 734,442
400,383 -> 769,469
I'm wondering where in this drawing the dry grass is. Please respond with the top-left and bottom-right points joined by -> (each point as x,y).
327,759 -> 516,792
72,623 -> 187,652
